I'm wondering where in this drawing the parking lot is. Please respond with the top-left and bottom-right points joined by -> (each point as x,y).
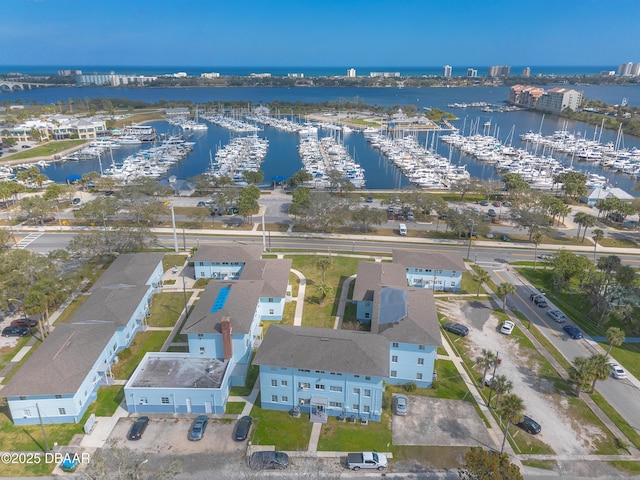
392,397 -> 495,448
110,416 -> 246,455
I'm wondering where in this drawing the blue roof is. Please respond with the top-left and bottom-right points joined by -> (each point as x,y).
211,285 -> 232,313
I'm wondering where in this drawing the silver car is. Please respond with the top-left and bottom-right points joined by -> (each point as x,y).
547,309 -> 566,323
393,394 -> 408,415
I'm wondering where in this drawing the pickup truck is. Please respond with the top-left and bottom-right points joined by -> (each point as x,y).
347,451 -> 388,471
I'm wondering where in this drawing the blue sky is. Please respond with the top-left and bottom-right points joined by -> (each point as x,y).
2,0 -> 638,67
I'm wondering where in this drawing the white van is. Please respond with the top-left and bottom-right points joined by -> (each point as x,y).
399,223 -> 407,236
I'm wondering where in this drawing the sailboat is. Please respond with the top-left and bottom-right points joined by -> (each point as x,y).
190,105 -> 208,131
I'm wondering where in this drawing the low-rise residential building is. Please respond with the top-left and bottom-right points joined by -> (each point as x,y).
0,114 -> 107,142
392,249 -> 465,291
536,87 -> 583,113
123,246 -> 291,416
2,254 -> 164,425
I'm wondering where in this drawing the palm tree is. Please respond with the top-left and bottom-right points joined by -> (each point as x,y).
474,269 -> 491,297
496,282 -> 516,310
497,393 -> 525,454
581,214 -> 597,242
589,354 -> 611,392
315,281 -> 333,306
315,256 -> 332,284
591,228 -> 604,263
605,326 -> 625,355
475,349 -> 496,384
491,374 -> 513,409
569,356 -> 595,396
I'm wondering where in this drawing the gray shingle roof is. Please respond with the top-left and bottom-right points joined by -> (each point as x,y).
183,280 -> 264,335
253,325 -> 390,377
1,254 -> 162,397
191,245 -> 262,264
372,286 -> 442,346
241,259 -> 292,298
353,262 -> 407,301
392,249 -> 465,272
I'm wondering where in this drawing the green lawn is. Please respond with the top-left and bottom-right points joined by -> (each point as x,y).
229,358 -> 258,397
590,391 -> 640,450
250,400 -> 314,450
318,412 -> 392,451
225,402 -> 245,415
163,254 -> 188,271
1,139 -> 86,162
147,292 -> 186,327
111,331 -> 170,380
82,385 -> 124,418
288,255 -> 363,329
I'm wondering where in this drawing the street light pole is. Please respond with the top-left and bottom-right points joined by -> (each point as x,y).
170,205 -> 178,253
466,221 -> 476,260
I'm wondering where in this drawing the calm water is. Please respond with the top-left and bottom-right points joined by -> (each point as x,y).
4,84 -> 640,194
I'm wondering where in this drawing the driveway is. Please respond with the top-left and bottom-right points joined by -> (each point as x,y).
392,397 -> 495,449
110,416 -> 246,455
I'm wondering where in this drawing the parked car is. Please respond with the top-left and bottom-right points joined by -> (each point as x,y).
500,320 -> 515,335
443,322 -> 469,337
127,416 -> 149,440
484,374 -> 494,387
516,415 -> 541,434
608,361 -> 627,379
234,415 -> 253,441
492,201 -> 502,207
479,200 -> 489,206
485,233 -> 495,239
366,195 -> 373,203
562,325 -> 584,339
393,394 -> 408,415
2,326 -> 29,337
196,201 -> 207,207
10,319 -> 38,328
487,209 -> 497,217
248,451 -> 289,470
188,415 -> 209,441
547,309 -> 566,323
406,212 -> 415,221
501,234 -> 510,242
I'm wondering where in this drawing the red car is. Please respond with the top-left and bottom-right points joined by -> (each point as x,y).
10,319 -> 39,328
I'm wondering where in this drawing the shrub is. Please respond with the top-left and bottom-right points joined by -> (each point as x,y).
403,381 -> 417,392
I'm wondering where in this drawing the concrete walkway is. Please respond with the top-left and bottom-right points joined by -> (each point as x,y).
290,269 -> 306,327
333,274 -> 355,330
79,405 -> 130,449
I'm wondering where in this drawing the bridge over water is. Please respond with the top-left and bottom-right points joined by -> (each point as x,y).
0,81 -> 54,91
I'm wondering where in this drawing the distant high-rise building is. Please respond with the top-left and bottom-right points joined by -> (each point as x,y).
370,72 -> 400,78
488,65 -> 511,77
522,67 -> 531,77
347,68 -> 356,77
443,65 -> 452,78
536,87 -> 583,113
201,72 -> 220,79
467,68 -> 478,77
618,62 -> 634,76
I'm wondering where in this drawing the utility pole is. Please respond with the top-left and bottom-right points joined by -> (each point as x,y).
170,204 -> 178,253
36,403 -> 50,451
466,221 -> 476,260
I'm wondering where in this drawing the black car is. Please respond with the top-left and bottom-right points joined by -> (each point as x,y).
479,200 -> 489,206
127,416 -> 149,440
2,326 -> 29,337
501,234 -> 510,242
443,322 -> 469,337
188,415 -> 209,441
533,296 -> 548,308
516,415 -> 541,434
563,325 -> 584,339
234,415 -> 253,441
248,451 -> 289,470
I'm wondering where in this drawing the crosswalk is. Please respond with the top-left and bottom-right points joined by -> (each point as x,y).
11,232 -> 43,249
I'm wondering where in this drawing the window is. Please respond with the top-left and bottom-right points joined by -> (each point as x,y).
281,396 -> 288,403
451,282 -> 456,287
55,395 -> 62,399
419,345 -> 425,351
269,309 -> 274,315
198,334 -> 204,338
58,408 -> 66,415
199,347 -> 205,355
271,379 -> 278,387
315,384 -> 325,390
329,401 -> 342,408
392,342 -> 399,348
299,382 -> 310,390
161,397 -> 170,404
365,376 -> 370,380
353,388 -> 360,394
139,398 -> 148,405
268,297 -> 274,302
353,404 -> 359,410
281,380 -> 288,387
330,386 -> 342,392
271,395 -> 278,402
418,358 -> 424,365
363,405 -> 371,413
392,355 -> 398,363
364,389 -> 371,397
391,370 -> 397,378
23,409 -> 31,417
270,366 -> 277,371
365,312 -> 370,319
19,396 -> 26,401
416,373 -> 423,380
